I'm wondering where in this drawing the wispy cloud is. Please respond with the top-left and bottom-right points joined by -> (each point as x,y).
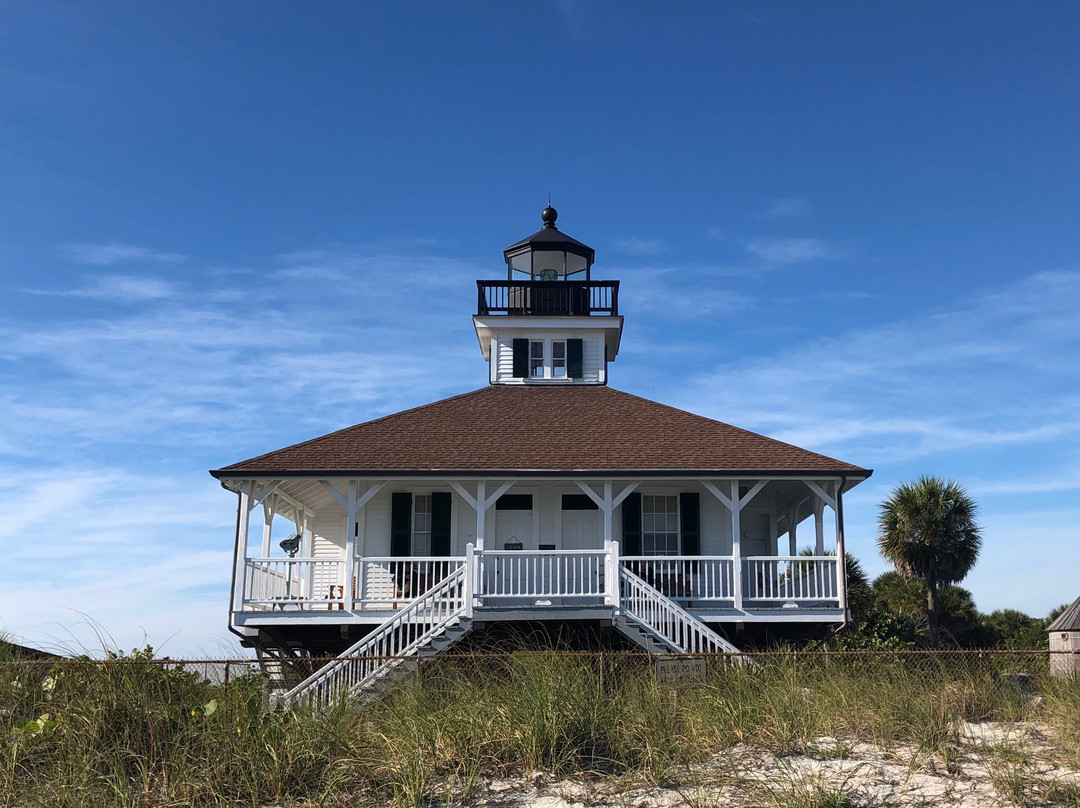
0,247 -> 486,462
744,237 -> 846,265
673,270 -> 1080,464
61,242 -> 187,265
0,465 -> 234,656
755,197 -> 811,219
613,265 -> 756,319
612,237 -> 667,256
23,274 -> 176,303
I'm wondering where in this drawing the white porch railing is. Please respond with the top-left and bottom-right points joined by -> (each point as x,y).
742,556 -> 839,603
620,556 -> 735,605
352,557 -> 467,608
481,550 -> 606,599
243,558 -> 345,609
240,552 -> 841,612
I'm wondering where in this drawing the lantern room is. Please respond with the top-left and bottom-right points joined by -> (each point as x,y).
503,205 -> 595,281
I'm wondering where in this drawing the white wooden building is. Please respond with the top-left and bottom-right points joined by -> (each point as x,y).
1048,596 -> 1080,677
211,207 -> 872,702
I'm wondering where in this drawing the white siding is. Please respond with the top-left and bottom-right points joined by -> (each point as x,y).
361,489 -> 393,557
310,510 -> 346,603
699,493 -> 732,555
311,511 -> 345,557
491,331 -> 604,384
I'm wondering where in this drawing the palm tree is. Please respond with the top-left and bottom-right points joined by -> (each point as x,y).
877,476 -> 982,648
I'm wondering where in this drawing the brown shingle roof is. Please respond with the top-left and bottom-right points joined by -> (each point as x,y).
211,386 -> 871,477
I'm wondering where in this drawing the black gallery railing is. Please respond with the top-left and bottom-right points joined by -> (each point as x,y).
476,280 -> 620,317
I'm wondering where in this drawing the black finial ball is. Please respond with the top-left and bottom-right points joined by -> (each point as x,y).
541,205 -> 558,227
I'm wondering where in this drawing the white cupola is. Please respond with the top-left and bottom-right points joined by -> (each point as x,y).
473,206 -> 624,385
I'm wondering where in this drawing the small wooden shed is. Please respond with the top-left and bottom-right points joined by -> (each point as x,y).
1048,596 -> 1080,677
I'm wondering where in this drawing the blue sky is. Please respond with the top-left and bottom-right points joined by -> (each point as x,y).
2,2 -> 1078,656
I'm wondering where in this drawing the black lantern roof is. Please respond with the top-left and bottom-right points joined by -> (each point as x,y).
503,206 -> 595,280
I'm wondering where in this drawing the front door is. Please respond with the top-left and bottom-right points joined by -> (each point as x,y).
493,494 -> 534,597
561,509 -> 600,551
561,494 -> 601,597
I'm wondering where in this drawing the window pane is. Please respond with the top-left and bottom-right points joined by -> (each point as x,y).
530,341 -> 544,377
413,495 -> 432,557
551,340 -> 566,377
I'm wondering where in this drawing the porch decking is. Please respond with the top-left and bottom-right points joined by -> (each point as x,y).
236,544 -> 843,626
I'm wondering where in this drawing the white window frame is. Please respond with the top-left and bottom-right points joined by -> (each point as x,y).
642,494 -> 680,556
525,338 -> 572,380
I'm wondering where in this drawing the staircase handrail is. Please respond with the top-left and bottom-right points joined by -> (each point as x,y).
284,565 -> 467,706
619,566 -> 740,655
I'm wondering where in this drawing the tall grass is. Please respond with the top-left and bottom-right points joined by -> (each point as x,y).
1,650 -> 1076,807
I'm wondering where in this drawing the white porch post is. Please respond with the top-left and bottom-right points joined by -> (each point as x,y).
261,500 -> 274,557
730,480 -> 742,611
464,542 -> 475,617
835,481 -> 848,614
602,481 -> 613,552
231,481 -> 254,614
609,539 -> 621,609
574,480 -> 638,606
476,481 -> 486,551
301,511 -> 312,599
343,481 -> 358,610
769,497 -> 779,556
703,479 -> 763,610
805,480 -> 844,610
448,480 -> 517,600
814,499 -> 825,555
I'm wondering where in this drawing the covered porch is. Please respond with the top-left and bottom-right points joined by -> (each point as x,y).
223,474 -> 853,625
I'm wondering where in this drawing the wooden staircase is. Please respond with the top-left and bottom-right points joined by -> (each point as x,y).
615,566 -> 741,655
281,565 -> 472,707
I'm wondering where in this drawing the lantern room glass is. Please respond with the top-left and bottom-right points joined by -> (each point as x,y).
505,249 -> 591,281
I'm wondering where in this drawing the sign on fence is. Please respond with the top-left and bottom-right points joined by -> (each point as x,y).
655,656 -> 706,688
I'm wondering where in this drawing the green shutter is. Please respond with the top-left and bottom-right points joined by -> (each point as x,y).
622,492 -> 642,556
430,492 -> 452,556
512,338 -> 529,378
568,338 -> 584,378
680,492 -> 700,556
390,492 -> 412,557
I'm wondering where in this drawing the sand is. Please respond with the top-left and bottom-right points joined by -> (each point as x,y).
455,721 -> 1080,807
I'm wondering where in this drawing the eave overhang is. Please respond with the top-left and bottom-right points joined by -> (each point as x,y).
211,468 -> 872,481
472,314 -> 624,361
